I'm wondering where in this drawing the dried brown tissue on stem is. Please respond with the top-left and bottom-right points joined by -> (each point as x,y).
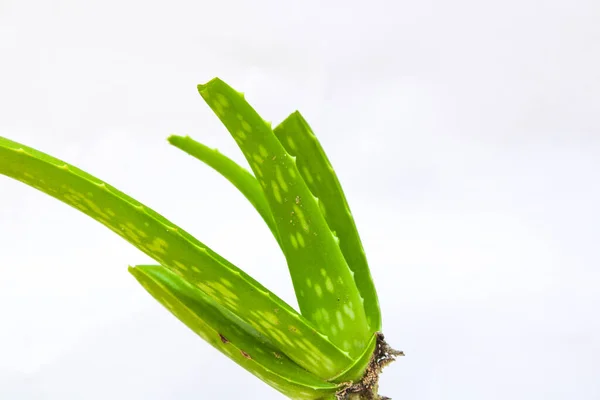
335,333 -> 404,400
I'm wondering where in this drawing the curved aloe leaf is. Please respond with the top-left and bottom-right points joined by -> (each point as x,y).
130,264 -> 340,399
169,113 -> 381,332
0,136 -> 353,379
274,112 -> 382,332
197,78 -> 371,357
167,135 -> 280,246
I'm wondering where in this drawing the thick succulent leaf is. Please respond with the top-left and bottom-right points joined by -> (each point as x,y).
167,135 -> 280,246
197,78 -> 371,357
274,112 -> 381,332
0,136 -> 353,379
130,264 -> 340,399
166,132 -> 375,384
167,128 -> 376,379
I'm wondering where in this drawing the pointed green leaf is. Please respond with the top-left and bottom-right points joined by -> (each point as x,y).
197,78 -> 371,357
0,136 -> 353,379
167,129 -> 377,378
274,112 -> 381,332
167,135 -> 280,246
130,264 -> 340,399
166,130 -> 376,384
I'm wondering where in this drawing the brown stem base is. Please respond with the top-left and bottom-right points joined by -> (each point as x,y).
335,332 -> 404,400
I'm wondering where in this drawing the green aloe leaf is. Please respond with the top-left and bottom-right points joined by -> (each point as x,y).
167,125 -> 377,383
130,264 -> 339,400
168,113 -> 381,333
274,112 -> 382,332
197,78 -> 371,357
0,136 -> 353,379
167,135 -> 280,246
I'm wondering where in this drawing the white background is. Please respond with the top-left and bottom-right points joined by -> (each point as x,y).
1,0 -> 599,398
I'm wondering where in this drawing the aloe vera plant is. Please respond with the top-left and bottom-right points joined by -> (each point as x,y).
0,78 -> 403,399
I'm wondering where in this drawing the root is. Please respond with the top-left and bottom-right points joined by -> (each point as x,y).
335,332 -> 404,400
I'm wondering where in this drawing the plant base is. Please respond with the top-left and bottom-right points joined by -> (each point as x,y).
335,333 -> 404,400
